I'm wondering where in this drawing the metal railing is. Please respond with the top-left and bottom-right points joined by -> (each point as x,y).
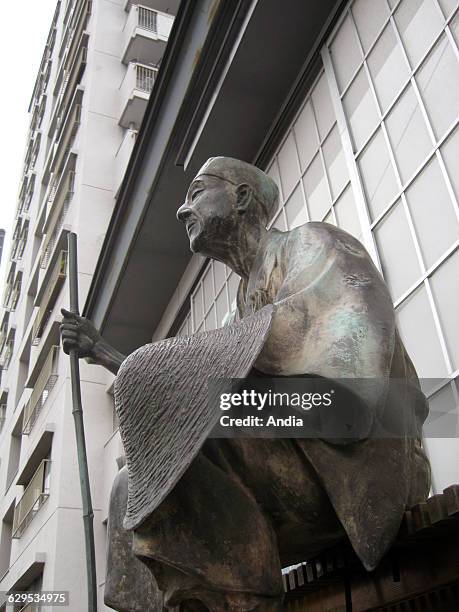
0,324 -> 7,354
10,284 -> 21,312
32,251 -> 68,345
12,459 -> 51,538
135,64 -> 156,93
51,104 -> 81,177
54,43 -> 87,135
0,341 -> 13,370
138,5 -> 157,32
22,346 -> 59,435
41,173 -> 74,269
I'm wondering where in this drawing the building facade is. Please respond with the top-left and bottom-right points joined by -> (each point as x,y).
0,0 -> 458,610
0,230 -> 5,270
0,0 -> 176,609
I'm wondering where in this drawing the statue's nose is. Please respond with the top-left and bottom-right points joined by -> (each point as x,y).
176,203 -> 192,222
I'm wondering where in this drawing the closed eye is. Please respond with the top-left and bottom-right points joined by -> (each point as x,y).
191,189 -> 203,202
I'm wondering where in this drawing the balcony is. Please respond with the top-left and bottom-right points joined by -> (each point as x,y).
4,272 -> 22,312
124,0 -> 180,15
12,222 -> 29,261
12,459 -> 51,538
50,34 -> 88,142
122,5 -> 173,66
119,62 -> 157,128
22,346 -> 59,435
44,99 -> 81,185
0,328 -> 15,370
32,251 -> 68,346
41,170 -> 75,269
0,315 -> 8,354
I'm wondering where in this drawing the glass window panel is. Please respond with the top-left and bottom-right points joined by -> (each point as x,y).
441,125 -> 459,202
386,84 -> 432,183
330,14 -> 363,92
352,0 -> 390,53
322,125 -> 348,200
394,0 -> 444,67
429,383 -> 456,416
417,34 -> 459,141
374,200 -> 421,299
396,285 -> 448,379
424,382 -> 458,437
204,307 -> 216,331
311,73 -> 335,141
227,272 -> 240,304
285,183 -> 308,230
451,13 -> 459,48
367,23 -> 410,112
294,100 -> 319,171
192,290 -> 204,327
437,0 -> 458,18
343,68 -> 380,152
405,157 -> 459,268
277,132 -> 300,199
431,249 -> 459,370
358,129 -> 398,220
302,154 -> 331,220
216,287 -> 229,328
272,212 -> 287,231
202,266 -> 215,313
334,186 -> 362,239
213,260 -> 227,292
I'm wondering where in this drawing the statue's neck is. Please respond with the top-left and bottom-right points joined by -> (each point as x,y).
219,224 -> 268,280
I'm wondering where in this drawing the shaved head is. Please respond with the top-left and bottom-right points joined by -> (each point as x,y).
195,157 -> 279,226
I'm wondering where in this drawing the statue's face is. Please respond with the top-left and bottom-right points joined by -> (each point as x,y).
176,175 -> 237,256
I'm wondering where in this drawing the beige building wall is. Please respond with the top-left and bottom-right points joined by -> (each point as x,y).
0,0 -> 175,609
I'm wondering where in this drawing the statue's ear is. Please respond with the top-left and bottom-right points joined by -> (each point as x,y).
235,183 -> 252,214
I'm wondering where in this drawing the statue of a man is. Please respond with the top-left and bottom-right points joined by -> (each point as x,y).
61,157 -> 430,612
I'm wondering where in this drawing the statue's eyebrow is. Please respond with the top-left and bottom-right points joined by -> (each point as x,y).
189,180 -> 204,190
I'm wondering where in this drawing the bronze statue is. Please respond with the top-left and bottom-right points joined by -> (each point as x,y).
61,157 -> 430,611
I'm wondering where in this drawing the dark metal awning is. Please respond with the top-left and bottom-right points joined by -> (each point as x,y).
84,0 -> 344,355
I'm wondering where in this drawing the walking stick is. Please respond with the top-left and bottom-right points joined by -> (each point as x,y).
67,232 -> 98,612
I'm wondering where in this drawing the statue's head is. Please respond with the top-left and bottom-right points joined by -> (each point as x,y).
176,157 -> 279,257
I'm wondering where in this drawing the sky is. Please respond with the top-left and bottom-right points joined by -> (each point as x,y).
0,0 -> 58,286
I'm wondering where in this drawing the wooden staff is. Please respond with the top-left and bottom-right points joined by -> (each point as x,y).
67,232 -> 98,611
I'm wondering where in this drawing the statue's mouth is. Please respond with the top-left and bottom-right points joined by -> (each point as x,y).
186,219 -> 198,236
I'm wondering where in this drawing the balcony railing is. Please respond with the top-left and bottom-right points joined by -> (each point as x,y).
0,340 -> 14,370
122,5 -> 173,65
0,325 -> 7,354
136,63 -> 156,93
0,404 -> 6,434
50,104 -> 81,178
138,5 -> 157,31
41,171 -> 75,269
12,459 -> 51,538
119,63 -> 157,128
22,346 -> 59,435
52,40 -> 87,141
32,251 -> 68,345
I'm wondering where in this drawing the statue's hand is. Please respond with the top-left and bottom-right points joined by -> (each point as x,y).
60,308 -> 102,361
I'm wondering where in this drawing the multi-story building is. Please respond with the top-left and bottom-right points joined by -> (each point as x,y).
0,230 -> 5,269
0,0 -> 177,609
0,0 -> 458,610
